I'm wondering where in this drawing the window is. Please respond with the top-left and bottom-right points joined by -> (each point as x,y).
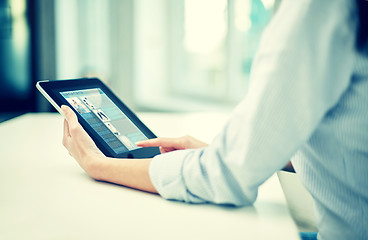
54,0 -> 276,112
55,0 -> 110,83
135,0 -> 275,111
55,0 -> 135,107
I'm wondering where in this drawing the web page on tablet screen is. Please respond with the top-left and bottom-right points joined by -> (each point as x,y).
60,88 -> 148,154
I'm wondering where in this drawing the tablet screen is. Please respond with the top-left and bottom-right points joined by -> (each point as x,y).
60,88 -> 148,154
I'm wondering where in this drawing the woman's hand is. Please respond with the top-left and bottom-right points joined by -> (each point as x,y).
61,105 -> 156,193
62,105 -> 106,178
136,135 -> 208,154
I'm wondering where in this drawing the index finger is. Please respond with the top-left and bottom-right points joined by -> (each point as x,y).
136,138 -> 180,148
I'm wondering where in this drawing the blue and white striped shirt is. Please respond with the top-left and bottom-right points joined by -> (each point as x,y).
149,0 -> 368,239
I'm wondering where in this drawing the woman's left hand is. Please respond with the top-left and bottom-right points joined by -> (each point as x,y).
62,105 -> 106,178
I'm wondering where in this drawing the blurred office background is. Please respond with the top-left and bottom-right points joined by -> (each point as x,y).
0,0 -> 279,122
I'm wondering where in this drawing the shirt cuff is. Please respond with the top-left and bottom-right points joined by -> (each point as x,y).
149,149 -> 204,203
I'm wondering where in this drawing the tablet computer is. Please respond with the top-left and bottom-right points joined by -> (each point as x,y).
36,78 -> 160,159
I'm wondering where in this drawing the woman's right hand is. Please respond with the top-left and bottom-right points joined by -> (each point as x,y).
136,135 -> 208,154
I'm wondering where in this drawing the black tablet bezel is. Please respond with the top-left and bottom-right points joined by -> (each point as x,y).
37,78 -> 160,159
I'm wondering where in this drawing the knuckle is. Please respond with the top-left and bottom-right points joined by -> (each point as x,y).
70,125 -> 79,134
183,135 -> 192,142
181,137 -> 190,147
180,135 -> 188,141
185,135 -> 193,140
65,110 -> 71,119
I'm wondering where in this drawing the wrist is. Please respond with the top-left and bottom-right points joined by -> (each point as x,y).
83,153 -> 108,180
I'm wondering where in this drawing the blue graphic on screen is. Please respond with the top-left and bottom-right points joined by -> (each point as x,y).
60,88 -> 148,154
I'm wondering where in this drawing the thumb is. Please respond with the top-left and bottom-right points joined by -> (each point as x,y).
61,105 -> 79,129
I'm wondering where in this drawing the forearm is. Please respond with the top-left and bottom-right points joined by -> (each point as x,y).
86,155 -> 157,194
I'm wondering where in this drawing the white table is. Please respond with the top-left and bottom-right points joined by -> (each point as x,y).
0,113 -> 300,240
